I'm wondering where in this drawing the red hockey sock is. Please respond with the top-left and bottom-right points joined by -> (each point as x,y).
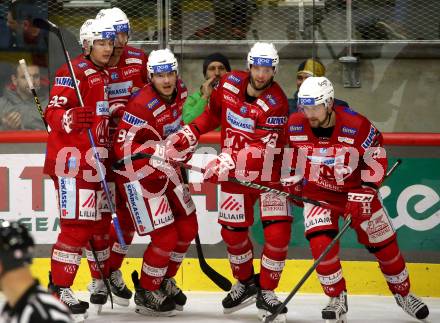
140,225 -> 178,291
259,221 -> 291,290
221,226 -> 254,282
310,233 -> 346,297
373,240 -> 410,296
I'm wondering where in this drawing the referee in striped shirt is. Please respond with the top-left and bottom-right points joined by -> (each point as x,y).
0,221 -> 73,323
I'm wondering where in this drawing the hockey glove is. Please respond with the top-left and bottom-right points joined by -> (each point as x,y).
345,185 -> 377,226
166,124 -> 199,162
62,106 -> 95,133
109,102 -> 126,118
281,175 -> 304,207
149,144 -> 176,178
203,152 -> 235,183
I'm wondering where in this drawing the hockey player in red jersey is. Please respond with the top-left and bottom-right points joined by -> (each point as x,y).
113,48 -> 197,316
167,42 -> 292,322
43,18 -> 115,320
93,7 -> 149,307
284,76 -> 429,322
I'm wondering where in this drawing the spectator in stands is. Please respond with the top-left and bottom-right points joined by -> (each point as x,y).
183,53 -> 231,125
0,63 -> 47,130
289,58 -> 349,115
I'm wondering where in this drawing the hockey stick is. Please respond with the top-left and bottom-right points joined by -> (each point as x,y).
19,57 -> 114,307
33,18 -> 125,248
113,152 -> 345,214
264,159 -> 402,322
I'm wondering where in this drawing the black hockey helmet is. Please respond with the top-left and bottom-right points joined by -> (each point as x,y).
0,221 -> 34,275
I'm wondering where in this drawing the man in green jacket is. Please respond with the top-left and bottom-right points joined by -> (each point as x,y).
182,53 -> 231,125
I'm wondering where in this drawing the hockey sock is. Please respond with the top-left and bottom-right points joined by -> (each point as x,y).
108,206 -> 135,272
259,221 -> 291,290
166,214 -> 198,278
371,239 -> 410,296
140,224 -> 178,290
310,232 -> 346,297
221,226 -> 254,282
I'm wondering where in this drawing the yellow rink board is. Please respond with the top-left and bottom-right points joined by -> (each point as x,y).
31,258 -> 440,297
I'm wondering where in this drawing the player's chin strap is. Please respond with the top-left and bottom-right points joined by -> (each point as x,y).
112,152 -> 345,214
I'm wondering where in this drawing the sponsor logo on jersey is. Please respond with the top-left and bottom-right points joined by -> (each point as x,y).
298,97 -> 316,106
124,181 -> 153,234
227,74 -> 241,84
55,77 -> 75,88
289,124 -> 304,132
261,193 -> 289,217
219,193 -> 245,223
128,50 -> 141,57
226,108 -> 255,133
362,125 -> 377,149
151,104 -> 165,117
59,177 -> 76,219
253,57 -> 273,66
146,97 -> 160,110
96,101 -> 109,116
88,75 -> 103,87
224,94 -> 237,104
84,68 -> 96,76
338,136 -> 354,144
122,66 -> 140,78
304,204 -> 332,231
125,57 -> 142,65
307,155 -> 336,166
122,111 -> 147,126
180,91 -> 188,99
360,209 -> 394,244
77,62 -> 88,69
108,81 -> 132,98
163,116 -> 182,137
341,126 -> 357,135
266,116 -> 287,125
265,94 -> 277,106
290,135 -> 308,141
149,196 -> 174,229
240,106 -> 248,115
78,189 -> 96,220
256,98 -> 269,112
223,82 -> 239,94
111,71 -> 119,80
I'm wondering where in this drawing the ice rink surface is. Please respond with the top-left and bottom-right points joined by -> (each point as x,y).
76,292 -> 439,322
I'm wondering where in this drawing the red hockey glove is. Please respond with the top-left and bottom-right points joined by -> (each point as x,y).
281,175 -> 304,207
203,152 -> 235,183
345,185 -> 378,226
166,124 -> 199,162
109,102 -> 125,118
62,106 -> 95,133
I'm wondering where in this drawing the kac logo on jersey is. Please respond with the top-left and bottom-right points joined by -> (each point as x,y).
265,94 -> 277,106
226,108 -> 255,133
172,109 -> 178,118
289,124 -> 304,133
147,98 -> 160,110
298,97 -> 316,106
240,106 -> 248,115
55,77 -> 75,89
122,111 -> 147,126
253,57 -> 273,66
111,72 -> 119,80
266,116 -> 287,125
227,74 -> 241,84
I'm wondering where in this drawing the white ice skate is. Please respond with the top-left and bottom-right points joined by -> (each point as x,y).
322,291 -> 348,323
87,278 -> 108,315
394,293 -> 429,321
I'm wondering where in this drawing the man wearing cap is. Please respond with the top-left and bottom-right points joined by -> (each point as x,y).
182,53 -> 231,125
289,58 -> 349,115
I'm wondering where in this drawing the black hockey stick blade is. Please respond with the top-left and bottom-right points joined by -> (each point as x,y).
195,234 -> 232,291
33,18 -> 59,35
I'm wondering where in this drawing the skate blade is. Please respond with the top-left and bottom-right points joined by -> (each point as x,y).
72,313 -> 87,323
135,306 -> 177,317
90,304 -> 103,315
258,309 -> 286,323
113,294 -> 130,307
223,296 -> 257,314
175,304 -> 184,311
325,313 -> 347,323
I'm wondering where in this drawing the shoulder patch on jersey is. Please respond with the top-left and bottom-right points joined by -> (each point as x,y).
122,66 -> 141,79
266,116 -> 287,125
227,74 -> 241,84
223,82 -> 239,94
256,98 -> 269,112
84,68 -> 97,76
55,77 -> 75,88
88,75 -> 103,87
341,126 -> 357,136
153,105 -> 166,117
289,124 -> 304,133
146,97 -> 160,110
127,50 -> 141,57
77,62 -> 88,69
226,108 -> 255,133
125,58 -> 142,65
361,124 -> 378,149
96,101 -> 109,116
265,94 -> 277,106
122,111 -> 147,126
343,106 -> 357,115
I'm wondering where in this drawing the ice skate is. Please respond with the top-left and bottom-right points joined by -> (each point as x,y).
322,291 -> 348,323
87,278 -> 109,315
160,277 -> 187,311
110,270 -> 132,306
222,277 -> 258,314
256,289 -> 287,323
52,285 -> 89,323
132,270 -> 176,317
394,293 -> 429,320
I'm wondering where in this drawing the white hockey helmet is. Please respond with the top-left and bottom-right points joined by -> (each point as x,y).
96,7 -> 130,34
247,42 -> 279,73
79,18 -> 95,49
147,48 -> 178,78
297,76 -> 335,109
82,18 -> 116,51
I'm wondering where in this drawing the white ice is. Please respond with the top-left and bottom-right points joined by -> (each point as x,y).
78,292 -> 439,323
